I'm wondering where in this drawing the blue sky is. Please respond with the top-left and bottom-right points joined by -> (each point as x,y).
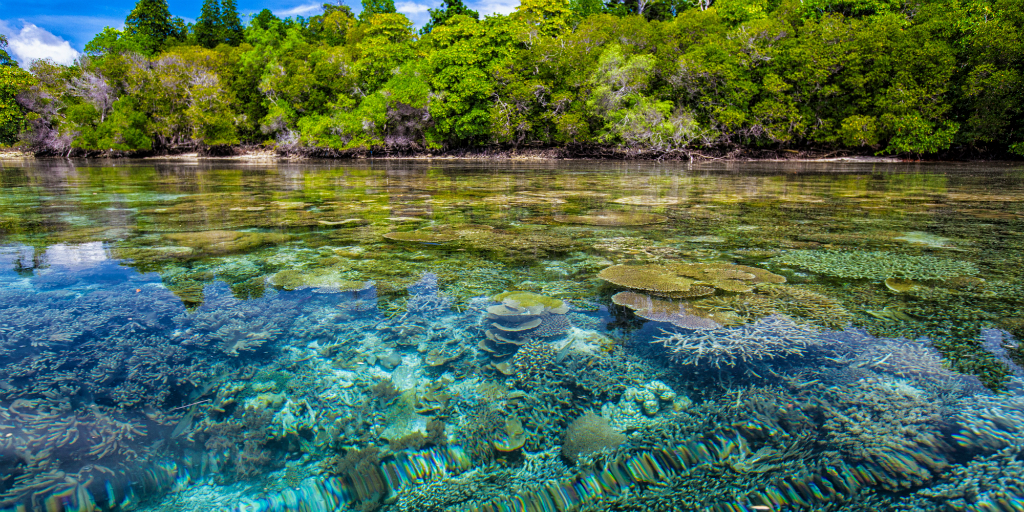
0,0 -> 518,67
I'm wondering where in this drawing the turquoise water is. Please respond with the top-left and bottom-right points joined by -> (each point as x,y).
1,159 -> 1023,512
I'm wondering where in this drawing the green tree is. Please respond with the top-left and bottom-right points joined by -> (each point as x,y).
428,15 -> 518,146
124,0 -> 183,54
0,64 -> 35,145
353,13 -> 415,92
360,0 -> 397,21
194,0 -> 223,48
421,0 -> 480,34
0,34 -> 17,67
305,3 -> 357,44
220,0 -> 244,45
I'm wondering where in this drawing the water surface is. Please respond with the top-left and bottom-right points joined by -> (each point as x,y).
1,159 -> 1023,512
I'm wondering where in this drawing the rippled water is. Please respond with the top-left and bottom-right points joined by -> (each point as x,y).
1,159 -> 1023,512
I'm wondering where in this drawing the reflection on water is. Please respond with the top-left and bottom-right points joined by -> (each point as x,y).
1,160 -> 1024,512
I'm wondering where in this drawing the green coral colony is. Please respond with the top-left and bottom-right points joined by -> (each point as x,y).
1,161 -> 1024,512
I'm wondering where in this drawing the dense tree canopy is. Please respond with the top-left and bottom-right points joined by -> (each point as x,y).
5,0 -> 1024,157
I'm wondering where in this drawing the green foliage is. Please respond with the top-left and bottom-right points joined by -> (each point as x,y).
0,34 -> 17,67
85,27 -> 147,57
422,0 -> 480,34
7,0 -> 1024,157
194,0 -> 223,48
429,15 -> 516,147
124,0 -> 184,54
72,97 -> 153,151
360,0 -> 398,21
0,65 -> 35,145
193,0 -> 243,48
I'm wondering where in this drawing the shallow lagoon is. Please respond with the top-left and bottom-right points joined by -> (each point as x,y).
1,159 -> 1023,512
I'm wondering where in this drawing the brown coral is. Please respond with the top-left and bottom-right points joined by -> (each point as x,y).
612,291 -> 723,330
598,262 -> 785,297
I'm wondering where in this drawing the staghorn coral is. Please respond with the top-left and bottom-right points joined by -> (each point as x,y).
816,376 -> 953,491
771,249 -> 979,281
953,392 -> 1024,451
909,445 -> 1024,511
695,285 -> 854,330
653,315 -> 826,367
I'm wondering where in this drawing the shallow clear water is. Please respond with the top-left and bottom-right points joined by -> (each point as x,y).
1,159 -> 1024,512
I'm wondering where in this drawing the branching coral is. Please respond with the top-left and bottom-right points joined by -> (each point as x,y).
694,285 -> 854,330
771,249 -> 979,281
653,315 -> 826,367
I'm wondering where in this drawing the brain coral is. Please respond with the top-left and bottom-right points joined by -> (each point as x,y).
771,250 -> 978,281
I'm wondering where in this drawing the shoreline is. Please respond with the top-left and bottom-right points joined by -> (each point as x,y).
1,146 -> 1012,163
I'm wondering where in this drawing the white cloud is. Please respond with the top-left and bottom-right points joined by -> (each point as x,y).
470,0 -> 519,17
396,1 -> 433,15
0,21 -> 79,67
274,3 -> 324,17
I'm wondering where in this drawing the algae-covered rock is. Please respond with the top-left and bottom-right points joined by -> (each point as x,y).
268,266 -> 373,292
318,218 -> 370,227
610,196 -> 682,206
552,211 -> 667,226
384,229 -> 461,243
112,246 -> 194,263
163,230 -> 289,256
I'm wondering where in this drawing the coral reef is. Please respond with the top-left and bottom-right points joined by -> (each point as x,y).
479,292 -> 571,355
560,411 -> 626,464
771,249 -> 979,281
653,315 -> 828,367
612,291 -> 727,330
598,262 -> 785,298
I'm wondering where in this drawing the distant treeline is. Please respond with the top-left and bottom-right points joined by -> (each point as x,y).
0,0 -> 1022,158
